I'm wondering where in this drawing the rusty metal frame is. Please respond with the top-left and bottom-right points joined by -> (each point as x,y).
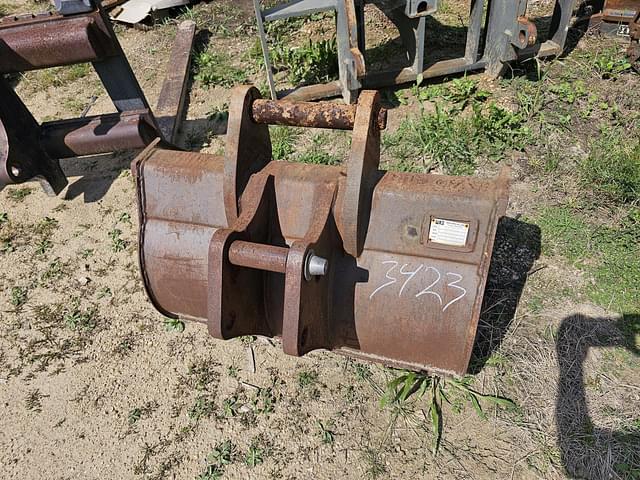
255,0 -> 578,103
0,0 -> 195,195
134,86 -> 511,375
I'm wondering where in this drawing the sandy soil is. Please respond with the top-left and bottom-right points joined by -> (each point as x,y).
1,1 -> 639,479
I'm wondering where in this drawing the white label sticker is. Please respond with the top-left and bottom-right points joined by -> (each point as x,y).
428,218 -> 469,247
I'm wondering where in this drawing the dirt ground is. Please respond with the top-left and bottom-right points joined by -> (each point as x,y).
1,1 -> 639,479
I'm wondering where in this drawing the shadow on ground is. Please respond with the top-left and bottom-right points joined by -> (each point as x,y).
470,216 -> 542,373
556,313 -> 640,479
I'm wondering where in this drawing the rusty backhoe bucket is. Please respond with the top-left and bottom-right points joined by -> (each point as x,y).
134,86 -> 510,376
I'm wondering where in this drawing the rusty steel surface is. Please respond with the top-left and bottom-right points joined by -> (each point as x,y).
0,2 -> 193,195
516,16 -> 538,48
251,98 -> 387,130
155,20 -> 196,143
0,10 -> 116,73
602,0 -> 639,21
135,86 -> 510,375
0,78 -> 67,195
228,241 -> 289,273
40,111 -> 158,158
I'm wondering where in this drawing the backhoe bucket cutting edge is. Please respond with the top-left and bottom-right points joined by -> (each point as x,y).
134,86 -> 509,376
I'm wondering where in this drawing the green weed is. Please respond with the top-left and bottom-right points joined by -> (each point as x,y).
188,395 -> 216,421
10,286 -> 28,309
251,386 -> 276,415
193,51 -> 247,88
36,239 -> 53,256
41,258 -> 65,283
270,126 -> 299,161
413,76 -> 490,107
317,420 -> 335,444
196,465 -> 223,480
354,362 -> 372,381
298,369 -> 318,388
244,441 -> 264,467
64,306 -> 98,331
7,187 -> 33,202
128,408 -> 142,425
183,359 -> 219,391
591,48 -> 632,79
380,372 -> 516,455
35,217 -> 58,236
384,103 -> 475,174
108,228 -> 127,253
0,4 -> 9,16
270,37 -> 338,85
221,395 -> 239,418
128,402 -> 157,426
362,447 -> 387,479
207,440 -> 237,466
164,317 -> 185,333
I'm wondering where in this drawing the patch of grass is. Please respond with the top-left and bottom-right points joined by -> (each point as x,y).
207,440 -> 237,467
317,420 -> 335,444
270,37 -> 338,85
108,228 -> 127,253
128,401 -> 158,426
590,48 -> 632,79
0,3 -> 10,16
7,187 -> 33,202
298,369 -> 318,388
41,258 -> 66,283
295,134 -> 340,166
64,305 -> 98,331
414,76 -> 490,107
10,286 -> 28,309
188,395 -> 216,421
164,317 -> 185,333
385,93 -> 530,175
270,126 -> 299,161
380,372 -> 516,455
579,128 -> 640,205
362,447 -> 387,479
384,103 -> 474,174
244,440 -> 264,468
537,206 -> 640,312
29,63 -> 91,90
193,50 -> 247,88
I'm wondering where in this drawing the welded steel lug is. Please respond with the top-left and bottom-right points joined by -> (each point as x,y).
54,0 -> 94,15
134,87 -> 511,376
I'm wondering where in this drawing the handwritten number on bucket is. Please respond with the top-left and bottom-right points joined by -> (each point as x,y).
369,261 -> 467,312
